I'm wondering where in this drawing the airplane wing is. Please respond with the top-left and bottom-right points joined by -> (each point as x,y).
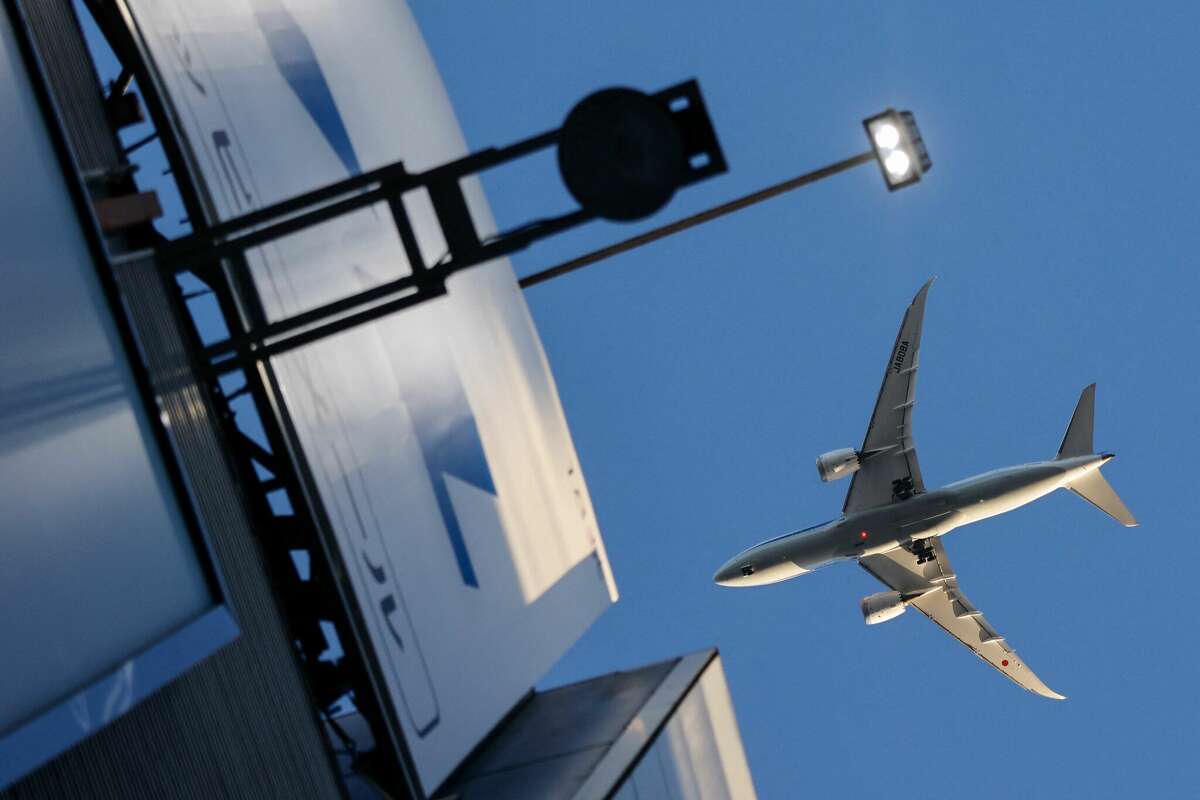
842,279 -> 933,514
859,538 -> 1065,699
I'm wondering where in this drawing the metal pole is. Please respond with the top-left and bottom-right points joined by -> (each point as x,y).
519,150 -> 876,289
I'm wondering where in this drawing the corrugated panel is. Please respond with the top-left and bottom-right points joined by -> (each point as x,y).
1,3 -> 347,798
18,0 -> 119,175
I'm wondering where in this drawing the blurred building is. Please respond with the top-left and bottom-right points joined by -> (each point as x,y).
0,1 -> 755,797
437,650 -> 754,800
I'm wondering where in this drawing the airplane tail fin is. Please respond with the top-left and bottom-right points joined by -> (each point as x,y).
1057,384 -> 1138,527
1056,384 -> 1095,459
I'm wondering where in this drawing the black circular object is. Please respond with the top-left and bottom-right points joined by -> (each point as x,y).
557,88 -> 687,222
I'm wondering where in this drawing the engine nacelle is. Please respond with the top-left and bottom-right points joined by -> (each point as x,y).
861,591 -> 907,625
816,448 -> 860,482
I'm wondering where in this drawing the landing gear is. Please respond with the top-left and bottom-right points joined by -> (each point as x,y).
912,540 -> 936,565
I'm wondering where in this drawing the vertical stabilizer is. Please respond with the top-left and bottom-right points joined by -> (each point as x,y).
1056,384 -> 1095,459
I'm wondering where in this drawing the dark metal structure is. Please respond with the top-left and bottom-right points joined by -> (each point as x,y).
520,150 -> 876,288
159,80 -> 724,364
520,108 -> 932,289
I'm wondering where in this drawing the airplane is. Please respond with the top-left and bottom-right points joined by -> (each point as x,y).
712,279 -> 1136,699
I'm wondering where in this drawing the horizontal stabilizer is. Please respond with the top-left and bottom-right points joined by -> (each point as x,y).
1070,469 -> 1138,527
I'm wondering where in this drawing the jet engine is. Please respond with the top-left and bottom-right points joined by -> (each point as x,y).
861,591 -> 907,625
816,448 -> 860,482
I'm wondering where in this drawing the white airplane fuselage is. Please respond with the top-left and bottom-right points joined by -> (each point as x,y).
714,453 -> 1110,587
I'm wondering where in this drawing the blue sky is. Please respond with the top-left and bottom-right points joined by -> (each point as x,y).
408,3 -> 1198,798
77,2 -> 1198,796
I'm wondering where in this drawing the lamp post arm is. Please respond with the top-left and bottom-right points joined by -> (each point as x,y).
519,149 -> 876,289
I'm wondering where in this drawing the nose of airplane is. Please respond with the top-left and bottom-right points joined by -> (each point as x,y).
713,558 -> 747,587
714,553 -> 809,587
710,556 -> 758,587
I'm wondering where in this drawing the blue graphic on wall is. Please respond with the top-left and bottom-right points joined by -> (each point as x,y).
405,396 -> 495,588
254,0 -> 362,176
255,4 -> 494,586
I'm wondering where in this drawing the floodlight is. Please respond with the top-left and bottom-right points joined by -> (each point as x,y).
863,109 -> 931,191
884,150 -> 911,178
872,123 -> 900,150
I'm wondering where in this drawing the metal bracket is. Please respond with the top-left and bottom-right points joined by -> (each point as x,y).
158,80 -> 725,367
